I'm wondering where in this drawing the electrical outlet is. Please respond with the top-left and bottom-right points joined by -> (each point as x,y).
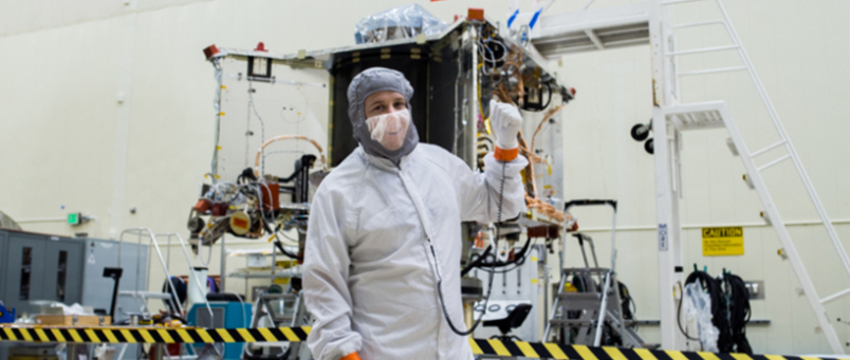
744,280 -> 765,300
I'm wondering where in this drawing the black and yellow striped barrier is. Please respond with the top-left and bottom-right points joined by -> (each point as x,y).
2,326 -> 847,360
468,338 -> 848,360
0,326 -> 310,344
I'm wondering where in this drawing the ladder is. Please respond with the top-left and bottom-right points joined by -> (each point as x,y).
546,201 -> 645,347
656,0 -> 848,353
248,292 -> 311,359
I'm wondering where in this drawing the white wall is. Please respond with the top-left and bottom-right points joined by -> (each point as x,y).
1,0 -> 848,355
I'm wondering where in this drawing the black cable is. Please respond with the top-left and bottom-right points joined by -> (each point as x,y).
680,270 -> 733,351
463,222 -> 535,272
724,274 -> 752,354
541,82 -> 553,109
273,233 -> 303,261
460,245 -> 493,277
676,282 -> 700,341
437,160 -> 507,336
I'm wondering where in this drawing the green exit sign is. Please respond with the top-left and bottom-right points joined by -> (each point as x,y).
67,213 -> 81,225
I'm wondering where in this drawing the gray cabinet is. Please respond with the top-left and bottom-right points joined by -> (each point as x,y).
4,233 -> 48,315
1,231 -> 84,315
0,230 -> 147,323
44,239 -> 84,305
80,239 -> 147,323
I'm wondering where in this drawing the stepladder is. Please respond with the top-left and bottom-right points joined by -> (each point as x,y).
545,200 -> 646,348
651,0 -> 849,353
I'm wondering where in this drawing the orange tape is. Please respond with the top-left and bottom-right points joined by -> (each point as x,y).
494,146 -> 519,162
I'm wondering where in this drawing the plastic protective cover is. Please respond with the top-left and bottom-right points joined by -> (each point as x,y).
684,282 -> 720,352
354,4 -> 448,44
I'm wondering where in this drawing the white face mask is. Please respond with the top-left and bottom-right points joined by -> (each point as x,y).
365,108 -> 411,152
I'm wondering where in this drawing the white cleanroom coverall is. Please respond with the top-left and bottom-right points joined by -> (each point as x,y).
303,144 -> 528,360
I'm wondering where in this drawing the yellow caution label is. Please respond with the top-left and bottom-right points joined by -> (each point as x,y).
531,278 -> 538,284
702,226 -> 744,256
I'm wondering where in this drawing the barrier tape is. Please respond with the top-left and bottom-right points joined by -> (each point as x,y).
2,327 -> 847,360
0,326 -> 310,344
468,338 -> 848,360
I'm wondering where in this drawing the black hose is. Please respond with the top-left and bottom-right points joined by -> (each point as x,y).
724,274 -> 752,354
273,238 -> 303,261
689,270 -> 731,351
460,246 -> 493,277
463,227 -> 535,272
439,160 -> 507,336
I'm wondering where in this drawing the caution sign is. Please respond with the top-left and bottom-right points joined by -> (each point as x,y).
702,226 -> 744,256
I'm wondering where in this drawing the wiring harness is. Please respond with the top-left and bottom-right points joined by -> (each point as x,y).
678,268 -> 752,354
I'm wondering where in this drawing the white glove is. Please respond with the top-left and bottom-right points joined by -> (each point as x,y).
489,99 -> 522,150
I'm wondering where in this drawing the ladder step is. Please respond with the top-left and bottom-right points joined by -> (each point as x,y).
673,20 -> 725,30
678,66 -> 747,77
821,287 -> 850,305
666,45 -> 740,57
661,0 -> 708,5
750,140 -> 787,157
550,319 -> 595,326
664,107 -> 725,130
757,154 -> 791,172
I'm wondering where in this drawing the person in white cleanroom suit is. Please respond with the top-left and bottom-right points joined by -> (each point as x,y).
303,67 -> 528,360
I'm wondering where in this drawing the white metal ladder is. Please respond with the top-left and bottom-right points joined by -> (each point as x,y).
658,0 -> 848,353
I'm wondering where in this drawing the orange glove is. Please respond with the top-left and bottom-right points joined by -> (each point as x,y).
340,352 -> 361,360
